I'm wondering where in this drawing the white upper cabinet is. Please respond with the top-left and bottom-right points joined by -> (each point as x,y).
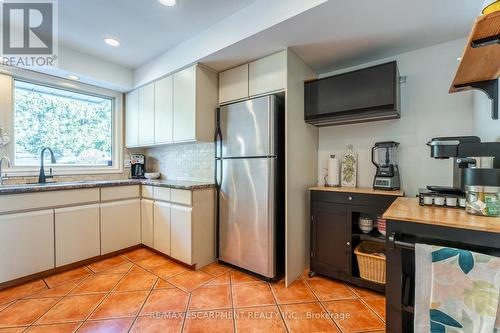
154,75 -> 173,144
249,51 -> 286,97
138,83 -> 155,146
219,64 -> 249,104
173,66 -> 197,142
217,51 -> 287,105
173,65 -> 218,142
125,89 -> 139,147
125,64 -> 217,148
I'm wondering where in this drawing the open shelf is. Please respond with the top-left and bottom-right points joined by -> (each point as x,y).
450,11 -> 500,119
352,227 -> 386,244
351,213 -> 387,290
450,11 -> 500,90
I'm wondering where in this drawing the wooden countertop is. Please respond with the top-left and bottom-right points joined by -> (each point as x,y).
310,186 -> 404,197
383,197 -> 500,234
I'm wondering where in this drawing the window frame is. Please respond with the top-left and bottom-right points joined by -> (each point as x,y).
0,67 -> 124,176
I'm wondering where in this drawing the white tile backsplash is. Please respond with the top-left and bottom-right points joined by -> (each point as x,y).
145,142 -> 214,182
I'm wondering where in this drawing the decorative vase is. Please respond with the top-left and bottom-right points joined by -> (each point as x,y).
341,144 -> 357,187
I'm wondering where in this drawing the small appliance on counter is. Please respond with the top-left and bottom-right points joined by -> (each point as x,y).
372,141 -> 401,190
130,154 -> 146,179
423,136 -> 500,216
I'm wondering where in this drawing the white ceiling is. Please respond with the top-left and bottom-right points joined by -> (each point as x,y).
53,0 -> 484,89
200,0 -> 484,74
58,0 -> 257,69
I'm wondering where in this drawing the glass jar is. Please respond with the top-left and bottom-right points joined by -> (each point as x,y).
465,186 -> 500,216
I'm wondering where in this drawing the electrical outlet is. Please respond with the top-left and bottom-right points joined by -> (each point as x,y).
124,159 -> 131,168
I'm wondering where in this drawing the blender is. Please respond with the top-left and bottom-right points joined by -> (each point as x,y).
372,141 -> 401,190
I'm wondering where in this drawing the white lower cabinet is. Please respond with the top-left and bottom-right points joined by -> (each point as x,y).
170,204 -> 193,264
141,199 -> 154,248
0,185 -> 215,284
100,199 -> 141,254
153,201 -> 172,256
0,210 -> 54,283
55,204 -> 100,267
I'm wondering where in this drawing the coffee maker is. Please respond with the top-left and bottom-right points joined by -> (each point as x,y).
426,136 -> 500,193
372,141 -> 401,190
130,154 -> 146,179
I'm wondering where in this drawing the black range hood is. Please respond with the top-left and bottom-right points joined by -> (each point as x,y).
304,61 -> 401,126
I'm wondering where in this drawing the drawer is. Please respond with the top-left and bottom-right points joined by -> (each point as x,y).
311,190 -> 397,210
101,185 -> 140,201
153,187 -> 171,202
0,189 -> 100,214
171,189 -> 192,206
142,185 -> 154,199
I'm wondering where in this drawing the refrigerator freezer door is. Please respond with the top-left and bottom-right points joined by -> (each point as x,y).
219,158 -> 275,277
219,96 -> 275,158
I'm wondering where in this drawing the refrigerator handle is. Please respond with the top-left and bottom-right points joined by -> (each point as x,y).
214,107 -> 221,259
214,128 -> 223,187
214,107 -> 222,186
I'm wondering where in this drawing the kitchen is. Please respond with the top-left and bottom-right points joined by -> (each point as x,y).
0,0 -> 499,332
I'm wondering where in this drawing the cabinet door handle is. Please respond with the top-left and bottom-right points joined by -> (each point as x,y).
346,241 -> 351,246
348,196 -> 353,201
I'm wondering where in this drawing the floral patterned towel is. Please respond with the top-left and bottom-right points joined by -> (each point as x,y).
429,246 -> 500,333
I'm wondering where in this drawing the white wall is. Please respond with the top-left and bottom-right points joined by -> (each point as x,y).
317,38 -> 484,197
33,45 -> 134,92
285,50 -> 318,286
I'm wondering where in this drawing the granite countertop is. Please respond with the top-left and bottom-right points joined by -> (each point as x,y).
0,179 -> 215,195
310,186 -> 404,197
383,197 -> 500,234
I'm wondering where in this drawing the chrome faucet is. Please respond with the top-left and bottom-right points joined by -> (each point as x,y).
0,156 -> 10,185
38,147 -> 56,183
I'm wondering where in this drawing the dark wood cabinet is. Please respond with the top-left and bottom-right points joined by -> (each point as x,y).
310,188 -> 401,293
386,220 -> 500,333
311,204 -> 351,277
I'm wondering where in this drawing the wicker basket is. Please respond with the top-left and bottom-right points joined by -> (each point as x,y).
354,241 -> 386,284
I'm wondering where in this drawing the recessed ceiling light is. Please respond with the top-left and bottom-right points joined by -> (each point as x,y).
159,0 -> 176,6
67,74 -> 80,81
104,38 -> 120,47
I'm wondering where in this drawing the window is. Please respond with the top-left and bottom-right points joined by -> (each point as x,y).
13,80 -> 116,168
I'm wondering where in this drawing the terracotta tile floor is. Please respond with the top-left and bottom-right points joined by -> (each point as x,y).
0,248 -> 386,332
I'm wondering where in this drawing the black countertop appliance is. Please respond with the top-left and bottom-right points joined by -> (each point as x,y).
426,136 -> 500,193
372,141 -> 401,190
130,154 -> 146,179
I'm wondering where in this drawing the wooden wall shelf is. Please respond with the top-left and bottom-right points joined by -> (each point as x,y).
450,11 -> 500,119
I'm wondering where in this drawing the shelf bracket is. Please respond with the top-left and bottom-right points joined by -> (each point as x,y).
455,79 -> 498,120
471,34 -> 500,48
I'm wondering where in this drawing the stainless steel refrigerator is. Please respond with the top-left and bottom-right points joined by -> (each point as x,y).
215,95 -> 284,279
